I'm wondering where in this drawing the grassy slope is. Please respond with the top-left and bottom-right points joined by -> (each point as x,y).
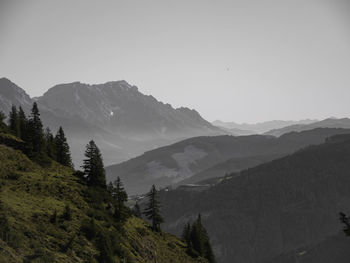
0,144 -> 206,263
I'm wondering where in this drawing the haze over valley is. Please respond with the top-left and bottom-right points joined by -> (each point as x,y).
1,1 -> 350,262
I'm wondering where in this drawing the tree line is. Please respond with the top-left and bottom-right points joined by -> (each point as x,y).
0,103 -> 216,262
4,103 -> 72,167
182,214 -> 216,263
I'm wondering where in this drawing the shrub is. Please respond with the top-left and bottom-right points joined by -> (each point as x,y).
62,204 -> 72,221
7,171 -> 22,180
80,218 -> 98,240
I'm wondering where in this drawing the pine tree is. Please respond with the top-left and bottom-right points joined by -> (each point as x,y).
190,215 -> 205,256
45,127 -> 56,160
18,106 -> 27,140
8,105 -> 20,137
107,182 -> 115,195
143,185 -> 164,232
27,102 -> 45,156
204,240 -> 216,263
183,214 -> 216,263
114,177 -> 128,207
55,127 -> 72,167
82,140 -> 106,188
108,177 -> 129,222
0,111 -> 7,132
182,222 -> 191,243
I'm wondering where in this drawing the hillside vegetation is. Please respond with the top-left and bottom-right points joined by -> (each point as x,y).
0,105 -> 208,263
0,143 -> 207,263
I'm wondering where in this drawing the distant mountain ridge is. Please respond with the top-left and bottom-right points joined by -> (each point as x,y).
264,118 -> 350,136
0,77 -> 223,165
212,119 -> 317,135
106,128 -> 350,195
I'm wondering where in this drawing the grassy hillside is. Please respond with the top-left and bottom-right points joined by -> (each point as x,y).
0,144 -> 206,263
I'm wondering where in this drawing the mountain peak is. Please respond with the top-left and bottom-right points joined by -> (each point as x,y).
0,78 -> 32,113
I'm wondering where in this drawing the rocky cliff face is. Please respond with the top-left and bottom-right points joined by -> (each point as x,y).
0,78 -> 33,113
38,81 -> 219,137
0,78 -> 222,165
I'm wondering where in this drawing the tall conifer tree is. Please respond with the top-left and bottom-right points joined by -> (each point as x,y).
18,106 -> 27,140
45,127 -> 56,160
82,140 -> 106,188
143,185 -> 164,232
27,102 -> 45,155
0,111 -> 7,132
182,214 -> 216,263
55,127 -> 72,167
8,105 -> 20,137
113,177 -> 128,221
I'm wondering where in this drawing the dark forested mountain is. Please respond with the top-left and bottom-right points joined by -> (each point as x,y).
265,117 -> 350,137
212,119 -> 317,135
0,78 -> 223,165
158,133 -> 350,263
106,128 -> 350,195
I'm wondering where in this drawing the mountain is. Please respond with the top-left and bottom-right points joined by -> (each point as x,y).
0,78 -> 33,113
0,78 -> 223,165
0,133 -> 207,263
212,119 -> 317,134
157,133 -> 350,263
105,128 -> 350,195
265,117 -> 350,137
176,153 -> 284,186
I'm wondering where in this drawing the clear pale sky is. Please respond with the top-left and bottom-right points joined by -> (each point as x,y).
1,0 -> 350,123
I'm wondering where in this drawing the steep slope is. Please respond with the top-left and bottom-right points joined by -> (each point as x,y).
158,133 -> 350,263
0,144 -> 206,263
212,119 -> 317,134
176,153 -> 283,186
0,78 -> 33,113
0,78 -> 223,165
265,117 -> 350,137
106,128 -> 350,195
38,81 -> 219,137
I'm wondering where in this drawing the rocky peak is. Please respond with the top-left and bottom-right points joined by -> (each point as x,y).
0,78 -> 33,114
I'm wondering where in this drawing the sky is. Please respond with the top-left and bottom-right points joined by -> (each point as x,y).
1,0 -> 350,123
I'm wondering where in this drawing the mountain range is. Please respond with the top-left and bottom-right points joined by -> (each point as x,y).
264,118 -> 350,137
106,128 -> 350,195
0,78 -> 222,165
212,119 -> 317,135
